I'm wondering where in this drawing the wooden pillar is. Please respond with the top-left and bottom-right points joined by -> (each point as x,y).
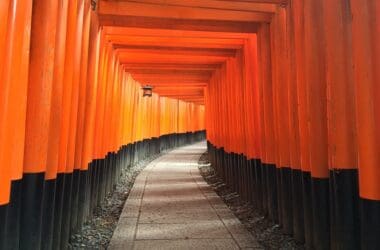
22,0 -> 59,247
350,0 -> 380,248
0,0 -> 12,208
292,0 -> 312,246
286,1 -> 304,243
81,10 -> 100,173
92,36 -> 108,160
272,6 -> 293,233
73,0 -> 92,232
257,23 -> 275,218
57,0 -> 80,247
322,0 -> 359,249
0,1 -> 12,245
49,1 -> 70,248
0,0 -> 32,248
243,36 -> 259,205
304,0 -> 330,248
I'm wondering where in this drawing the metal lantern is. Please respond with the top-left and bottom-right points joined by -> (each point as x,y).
91,0 -> 97,10
142,85 -> 153,97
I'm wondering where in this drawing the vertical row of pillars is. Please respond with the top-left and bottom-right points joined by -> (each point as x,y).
0,132 -> 206,249
205,1 -> 379,249
0,0 -> 207,249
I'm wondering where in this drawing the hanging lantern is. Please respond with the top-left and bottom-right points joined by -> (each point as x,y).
91,0 -> 97,10
142,85 -> 153,97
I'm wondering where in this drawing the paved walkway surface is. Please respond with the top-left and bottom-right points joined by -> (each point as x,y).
109,142 -> 262,250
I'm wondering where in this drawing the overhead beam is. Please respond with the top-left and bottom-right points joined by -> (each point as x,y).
124,69 -> 215,75
99,15 -> 260,33
114,46 -> 237,57
214,0 -> 286,4
104,27 -> 253,39
122,63 -> 222,71
133,77 -> 209,84
137,82 -> 208,86
158,94 -> 204,99
153,86 -> 205,90
107,35 -> 245,49
119,53 -> 228,64
129,72 -> 212,79
133,77 -> 210,83
98,1 -> 273,22
119,0 -> 277,13
157,91 -> 203,95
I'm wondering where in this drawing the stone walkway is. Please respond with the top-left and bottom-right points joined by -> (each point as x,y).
109,142 -> 262,250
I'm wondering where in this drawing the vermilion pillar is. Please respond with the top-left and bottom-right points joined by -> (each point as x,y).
74,0 -> 92,232
292,0 -> 312,246
21,0 -> 59,248
272,6 -> 292,233
0,0 -> 12,207
50,1 -> 69,248
58,0 -> 80,247
304,0 -> 329,248
286,2 -> 303,242
350,0 -> 380,248
67,0 -> 85,233
1,0 -> 33,248
323,0 -> 359,249
257,23 -> 275,218
0,0 -> 10,241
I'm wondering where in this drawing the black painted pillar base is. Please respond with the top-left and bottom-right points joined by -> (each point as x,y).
20,173 -> 45,250
254,159 -> 263,213
360,198 -> 380,250
311,176 -> 330,250
60,173 -> 73,250
266,164 -> 278,223
70,169 -> 80,234
41,178 -> 56,250
302,171 -> 313,249
2,179 -> 22,250
291,169 -> 304,243
77,170 -> 89,231
89,162 -> 96,214
280,167 -> 293,235
276,167 -> 282,226
248,159 -> 256,205
0,204 -> 7,249
260,162 -> 268,215
52,173 -> 65,250
329,169 -> 359,250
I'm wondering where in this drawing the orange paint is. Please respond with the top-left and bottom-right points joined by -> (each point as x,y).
58,0 -> 78,173
304,0 -> 328,178
0,0 -> 12,205
46,0 -> 70,180
3,0 -> 33,180
323,0 -> 357,171
292,0 -> 310,172
258,23 -> 276,165
24,0 -> 59,174
351,0 -> 380,200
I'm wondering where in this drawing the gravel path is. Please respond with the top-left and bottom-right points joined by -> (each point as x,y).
108,142 -> 262,250
70,149 -> 304,249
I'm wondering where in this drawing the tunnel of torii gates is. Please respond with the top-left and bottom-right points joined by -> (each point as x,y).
0,0 -> 379,249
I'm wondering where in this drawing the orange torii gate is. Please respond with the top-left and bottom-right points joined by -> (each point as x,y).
0,0 -> 379,249
0,1 -> 205,249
